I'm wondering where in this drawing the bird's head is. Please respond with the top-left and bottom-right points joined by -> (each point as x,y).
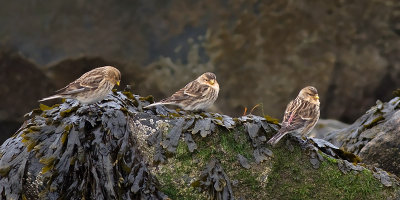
104,66 -> 121,86
198,72 -> 219,89
298,86 -> 320,104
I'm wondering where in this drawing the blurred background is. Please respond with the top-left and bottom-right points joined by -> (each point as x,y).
1,0 -> 400,143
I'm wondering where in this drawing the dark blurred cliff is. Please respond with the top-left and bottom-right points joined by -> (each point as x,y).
1,0 -> 400,143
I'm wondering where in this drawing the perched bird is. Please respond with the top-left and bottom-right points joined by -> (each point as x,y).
39,66 -> 121,104
267,86 -> 320,146
144,72 -> 219,111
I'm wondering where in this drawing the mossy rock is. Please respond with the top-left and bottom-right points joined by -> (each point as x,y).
152,127 -> 399,200
0,92 -> 398,200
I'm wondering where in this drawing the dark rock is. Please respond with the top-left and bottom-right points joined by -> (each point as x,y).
314,97 -> 400,176
0,51 -> 56,143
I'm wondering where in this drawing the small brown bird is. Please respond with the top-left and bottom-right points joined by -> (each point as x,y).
39,66 -> 121,104
144,72 -> 219,111
267,86 -> 320,146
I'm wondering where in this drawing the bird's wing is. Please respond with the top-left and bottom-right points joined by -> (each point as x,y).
56,73 -> 104,95
162,81 -> 209,102
282,99 -> 297,125
183,81 -> 209,97
281,98 -> 318,132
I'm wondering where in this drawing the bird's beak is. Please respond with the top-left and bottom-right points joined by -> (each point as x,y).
117,81 -> 120,86
209,79 -> 215,85
314,95 -> 319,100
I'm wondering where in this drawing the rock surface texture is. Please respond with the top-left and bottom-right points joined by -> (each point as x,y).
0,92 -> 399,199
315,97 -> 400,177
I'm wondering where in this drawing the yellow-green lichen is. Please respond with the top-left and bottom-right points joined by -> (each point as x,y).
122,91 -> 139,106
0,165 -> 11,176
338,147 -> 362,164
264,115 -> 279,125
363,116 -> 384,129
60,107 -> 78,118
40,156 -> 57,173
139,95 -> 155,103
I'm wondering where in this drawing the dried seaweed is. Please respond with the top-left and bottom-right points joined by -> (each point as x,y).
0,92 -> 167,200
196,158 -> 234,200
184,133 -> 197,153
237,154 -> 250,169
192,118 -> 215,137
147,130 -> 166,164
162,118 -> 185,153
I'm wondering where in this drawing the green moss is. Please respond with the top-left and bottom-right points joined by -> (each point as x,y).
233,169 -> 259,191
264,145 -> 397,200
157,141 -> 207,199
320,151 -> 338,164
220,128 -> 253,160
156,127 -> 258,199
154,125 -> 398,199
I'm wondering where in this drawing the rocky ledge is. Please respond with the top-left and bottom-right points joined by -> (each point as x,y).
0,91 -> 399,199
315,94 -> 400,177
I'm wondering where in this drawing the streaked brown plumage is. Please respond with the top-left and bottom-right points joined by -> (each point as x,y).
144,72 -> 219,111
267,86 -> 320,146
39,66 -> 121,104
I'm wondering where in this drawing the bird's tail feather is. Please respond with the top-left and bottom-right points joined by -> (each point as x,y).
38,95 -> 62,102
267,129 -> 288,146
144,102 -> 173,109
